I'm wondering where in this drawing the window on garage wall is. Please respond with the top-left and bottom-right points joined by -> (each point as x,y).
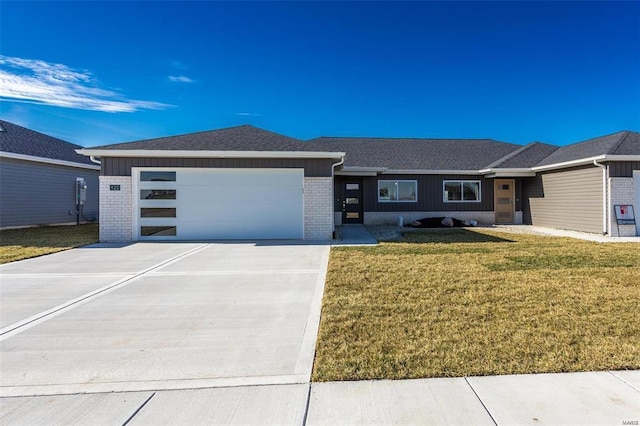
443,180 -> 481,202
378,180 -> 418,202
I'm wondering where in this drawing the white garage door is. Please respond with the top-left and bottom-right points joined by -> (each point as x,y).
136,168 -> 304,240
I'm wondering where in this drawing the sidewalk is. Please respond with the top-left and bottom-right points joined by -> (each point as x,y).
2,370 -> 638,424
307,370 -> 640,425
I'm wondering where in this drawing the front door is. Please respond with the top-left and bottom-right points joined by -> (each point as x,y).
494,179 -> 515,224
342,179 -> 363,224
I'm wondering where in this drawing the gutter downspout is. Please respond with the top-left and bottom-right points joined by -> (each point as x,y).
593,160 -> 607,235
89,156 -> 101,165
331,156 -> 346,238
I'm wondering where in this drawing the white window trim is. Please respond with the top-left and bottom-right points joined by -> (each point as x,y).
443,180 -> 481,203
378,180 -> 418,203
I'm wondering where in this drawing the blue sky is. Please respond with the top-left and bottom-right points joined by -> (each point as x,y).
1,1 -> 639,147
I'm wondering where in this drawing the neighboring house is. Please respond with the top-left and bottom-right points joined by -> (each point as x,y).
77,125 -> 640,242
0,120 -> 100,228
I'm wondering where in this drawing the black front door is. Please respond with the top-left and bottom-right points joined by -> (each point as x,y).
342,179 -> 363,224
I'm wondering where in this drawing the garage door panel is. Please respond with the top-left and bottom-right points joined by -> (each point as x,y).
180,201 -> 299,222
178,218 -> 300,240
178,169 -> 299,187
178,187 -> 301,209
137,168 -> 304,240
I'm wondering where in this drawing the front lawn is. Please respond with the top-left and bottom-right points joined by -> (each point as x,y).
0,224 -> 99,264
313,228 -> 640,381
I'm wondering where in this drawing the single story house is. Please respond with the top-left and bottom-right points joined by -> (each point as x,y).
77,126 -> 640,241
0,120 -> 100,228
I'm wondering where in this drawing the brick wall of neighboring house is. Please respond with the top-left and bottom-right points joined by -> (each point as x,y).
609,177 -> 637,237
99,176 -> 132,242
304,177 -> 334,240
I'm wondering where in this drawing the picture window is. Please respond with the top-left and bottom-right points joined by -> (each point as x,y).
443,180 -> 481,202
378,180 -> 417,203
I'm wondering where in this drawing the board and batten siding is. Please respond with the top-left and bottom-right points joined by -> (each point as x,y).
334,175 -> 496,212
527,166 -> 603,233
0,157 -> 99,228
101,157 -> 335,177
608,161 -> 640,178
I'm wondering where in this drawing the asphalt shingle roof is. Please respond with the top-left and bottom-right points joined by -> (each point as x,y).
536,130 -> 640,166
487,142 -> 559,169
0,120 -> 95,166
305,137 -> 523,170
82,124 -> 640,171
92,125 -> 308,152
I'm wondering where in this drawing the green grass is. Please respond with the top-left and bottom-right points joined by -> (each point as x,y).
0,224 -> 99,264
313,228 -> 640,381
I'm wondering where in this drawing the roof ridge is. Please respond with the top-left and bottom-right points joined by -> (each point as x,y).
608,130 -> 631,155
484,142 -> 539,169
570,129 -> 628,146
96,124 -> 302,148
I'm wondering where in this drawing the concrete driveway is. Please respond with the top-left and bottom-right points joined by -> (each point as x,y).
0,242 -> 330,397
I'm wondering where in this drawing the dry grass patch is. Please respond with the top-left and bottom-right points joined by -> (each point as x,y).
313,228 -> 640,381
0,224 -> 99,264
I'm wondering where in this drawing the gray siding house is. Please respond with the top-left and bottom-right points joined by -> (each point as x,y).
78,126 -> 640,242
0,120 -> 100,228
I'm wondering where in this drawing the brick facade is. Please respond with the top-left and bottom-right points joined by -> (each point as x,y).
304,177 -> 334,240
99,176 -> 132,242
609,177 -> 637,237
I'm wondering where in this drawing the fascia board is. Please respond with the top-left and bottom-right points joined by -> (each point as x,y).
0,151 -> 101,170
479,168 -> 536,177
532,155 -> 606,171
76,149 -> 345,159
603,155 -> 640,161
335,171 -> 380,176
382,169 -> 481,175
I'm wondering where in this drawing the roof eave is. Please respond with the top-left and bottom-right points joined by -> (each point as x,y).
76,149 -> 345,160
335,166 -> 387,176
1,151 -> 101,170
382,169 -> 481,175
532,154 -> 640,172
479,168 -> 536,178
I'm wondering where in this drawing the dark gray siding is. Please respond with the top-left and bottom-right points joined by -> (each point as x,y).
608,161 -> 640,177
525,165 -> 603,233
521,176 -> 542,225
335,174 -> 495,212
0,157 -> 99,228
101,157 -> 335,177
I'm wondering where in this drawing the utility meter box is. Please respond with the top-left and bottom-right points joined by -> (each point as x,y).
76,178 -> 87,205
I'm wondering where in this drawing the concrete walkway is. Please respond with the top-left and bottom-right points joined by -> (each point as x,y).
333,224 -> 378,246
2,237 -> 639,424
494,225 -> 640,242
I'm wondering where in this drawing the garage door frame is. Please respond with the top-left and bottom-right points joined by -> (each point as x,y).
132,167 -> 305,241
